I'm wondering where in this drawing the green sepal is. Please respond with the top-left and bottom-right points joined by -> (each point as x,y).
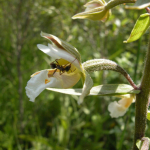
80,70 -> 86,85
40,31 -> 81,63
79,70 -> 93,104
125,0 -> 150,9
46,84 -> 140,96
124,13 -> 150,43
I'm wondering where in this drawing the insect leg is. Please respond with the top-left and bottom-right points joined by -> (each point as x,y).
60,70 -> 65,75
55,59 -> 60,65
71,68 -> 76,72
53,68 -> 57,75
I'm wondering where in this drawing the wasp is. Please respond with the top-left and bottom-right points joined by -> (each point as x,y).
50,58 -> 76,75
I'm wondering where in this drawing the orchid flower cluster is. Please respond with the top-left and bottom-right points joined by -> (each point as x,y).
26,0 -> 141,118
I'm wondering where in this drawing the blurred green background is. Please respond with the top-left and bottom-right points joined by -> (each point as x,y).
0,0 -> 149,149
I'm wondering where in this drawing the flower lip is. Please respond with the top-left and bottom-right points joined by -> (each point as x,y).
26,69 -> 81,102
26,69 -> 62,102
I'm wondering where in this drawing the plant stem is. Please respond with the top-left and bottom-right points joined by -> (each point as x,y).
132,32 -> 150,150
105,0 -> 136,10
134,39 -> 141,82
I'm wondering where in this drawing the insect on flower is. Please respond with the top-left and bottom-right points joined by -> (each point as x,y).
25,32 -> 87,102
50,58 -> 77,75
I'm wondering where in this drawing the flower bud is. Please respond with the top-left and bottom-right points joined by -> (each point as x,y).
72,0 -> 111,22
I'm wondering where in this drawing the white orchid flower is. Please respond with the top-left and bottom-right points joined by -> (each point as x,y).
26,32 -> 93,102
72,0 -> 111,22
108,94 -> 135,118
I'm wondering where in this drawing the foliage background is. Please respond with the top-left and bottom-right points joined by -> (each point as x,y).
0,0 -> 149,149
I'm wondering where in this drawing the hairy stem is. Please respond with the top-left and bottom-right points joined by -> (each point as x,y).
132,32 -> 150,150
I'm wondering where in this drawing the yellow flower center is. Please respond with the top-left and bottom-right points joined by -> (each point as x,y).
50,58 -> 77,74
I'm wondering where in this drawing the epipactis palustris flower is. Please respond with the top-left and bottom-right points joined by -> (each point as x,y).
108,94 -> 135,118
25,32 -> 93,102
72,0 -> 111,22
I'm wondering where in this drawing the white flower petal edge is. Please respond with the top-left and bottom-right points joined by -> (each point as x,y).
37,44 -> 82,72
108,97 -> 134,118
25,70 -> 62,102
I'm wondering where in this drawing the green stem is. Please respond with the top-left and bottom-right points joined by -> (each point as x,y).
132,32 -> 150,150
105,0 -> 136,10
134,39 -> 141,82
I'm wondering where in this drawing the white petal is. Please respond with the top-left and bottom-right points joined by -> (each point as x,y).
48,44 -> 82,71
108,101 -> 127,118
37,44 -> 60,59
108,97 -> 133,118
37,44 -> 82,71
25,70 -> 62,102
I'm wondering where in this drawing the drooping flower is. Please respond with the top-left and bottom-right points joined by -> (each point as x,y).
25,32 -> 93,102
108,94 -> 135,118
72,0 -> 111,22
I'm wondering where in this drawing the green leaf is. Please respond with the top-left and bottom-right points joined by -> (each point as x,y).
124,13 -> 150,43
147,111 -> 150,121
125,0 -> 150,9
19,135 -> 52,147
47,84 -> 140,96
